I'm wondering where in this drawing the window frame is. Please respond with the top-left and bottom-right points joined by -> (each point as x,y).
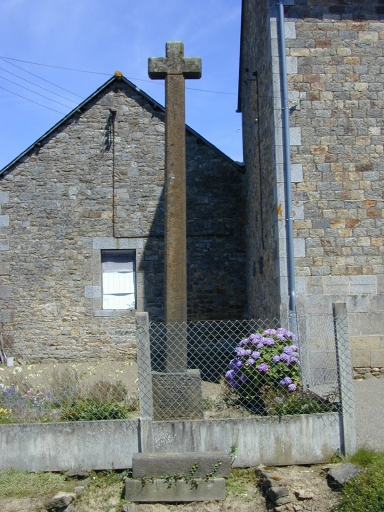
101,249 -> 136,310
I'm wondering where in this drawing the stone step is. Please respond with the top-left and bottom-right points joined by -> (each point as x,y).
132,451 -> 231,479
125,477 -> 226,502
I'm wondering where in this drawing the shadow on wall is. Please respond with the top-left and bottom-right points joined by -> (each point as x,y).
136,136 -> 247,323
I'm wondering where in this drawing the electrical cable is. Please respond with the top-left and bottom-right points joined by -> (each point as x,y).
0,56 -> 237,95
0,67 -> 78,104
0,75 -> 74,108
0,56 -> 110,76
0,58 -> 85,99
215,128 -> 241,141
0,86 -> 66,114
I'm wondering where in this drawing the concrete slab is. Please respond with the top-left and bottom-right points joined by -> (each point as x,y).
132,452 -> 231,479
125,477 -> 226,502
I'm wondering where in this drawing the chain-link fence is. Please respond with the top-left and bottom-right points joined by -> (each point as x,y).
0,305 -> 355,442
135,309 -> 354,423
0,360 -> 140,424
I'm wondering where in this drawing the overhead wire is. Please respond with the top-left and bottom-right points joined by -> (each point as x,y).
0,86 -> 66,115
0,75 -> 75,109
215,128 -> 241,141
0,58 -> 85,99
0,66 -> 79,104
0,56 -> 237,95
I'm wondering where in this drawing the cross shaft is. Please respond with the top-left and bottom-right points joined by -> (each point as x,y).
148,42 -> 201,371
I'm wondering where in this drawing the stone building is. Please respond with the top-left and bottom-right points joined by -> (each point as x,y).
238,0 -> 384,370
0,75 -> 245,362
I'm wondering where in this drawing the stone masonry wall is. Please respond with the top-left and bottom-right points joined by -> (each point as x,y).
283,0 -> 384,368
240,0 -> 282,319
240,0 -> 384,367
0,79 -> 246,362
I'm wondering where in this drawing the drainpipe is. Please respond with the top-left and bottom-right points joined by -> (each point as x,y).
277,0 -> 297,329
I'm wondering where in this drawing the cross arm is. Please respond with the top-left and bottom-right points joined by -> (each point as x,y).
148,57 -> 202,79
148,41 -> 202,79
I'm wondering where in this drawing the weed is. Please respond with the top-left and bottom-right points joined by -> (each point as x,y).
226,468 -> 258,496
60,400 -> 131,421
336,449 -> 384,512
349,447 -> 379,468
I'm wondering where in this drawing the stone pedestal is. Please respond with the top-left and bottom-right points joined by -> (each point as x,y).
152,370 -> 203,420
126,451 -> 228,502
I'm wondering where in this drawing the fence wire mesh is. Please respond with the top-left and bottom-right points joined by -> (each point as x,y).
0,360 -> 139,424
143,316 -> 347,421
0,309 -> 354,426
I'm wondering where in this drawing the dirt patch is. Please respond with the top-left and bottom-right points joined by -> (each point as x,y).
0,465 -> 343,512
263,464 -> 341,511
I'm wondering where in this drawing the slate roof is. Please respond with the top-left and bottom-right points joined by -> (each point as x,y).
0,75 -> 243,178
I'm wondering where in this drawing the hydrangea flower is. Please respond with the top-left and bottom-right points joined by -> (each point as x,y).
226,328 -> 300,396
226,370 -> 237,380
229,359 -> 243,369
263,329 -> 277,335
248,333 -> 263,344
288,383 -> 297,392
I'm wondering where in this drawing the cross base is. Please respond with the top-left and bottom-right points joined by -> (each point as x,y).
152,369 -> 203,421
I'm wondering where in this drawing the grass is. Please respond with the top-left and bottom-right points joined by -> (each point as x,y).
0,469 -> 75,498
226,468 -> 258,496
336,448 -> 384,512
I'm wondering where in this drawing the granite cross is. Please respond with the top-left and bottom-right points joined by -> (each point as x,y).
148,42 -> 202,371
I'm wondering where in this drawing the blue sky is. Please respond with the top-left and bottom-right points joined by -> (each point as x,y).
0,0 -> 243,170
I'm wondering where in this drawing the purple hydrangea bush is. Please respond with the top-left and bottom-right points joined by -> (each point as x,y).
225,328 -> 301,401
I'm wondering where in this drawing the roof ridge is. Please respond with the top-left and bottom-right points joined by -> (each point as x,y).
0,75 -> 243,178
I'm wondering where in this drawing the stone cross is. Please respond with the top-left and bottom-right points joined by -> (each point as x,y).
148,42 -> 201,372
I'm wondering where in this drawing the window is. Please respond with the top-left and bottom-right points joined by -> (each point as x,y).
101,250 -> 136,310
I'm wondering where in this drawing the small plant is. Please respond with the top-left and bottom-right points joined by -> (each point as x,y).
88,380 -> 127,402
263,387 -> 337,415
229,444 -> 238,466
60,400 -> 131,421
204,460 -> 222,482
0,406 -> 12,423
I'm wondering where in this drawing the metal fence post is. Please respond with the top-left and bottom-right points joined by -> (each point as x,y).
295,313 -> 311,392
333,302 -> 356,455
135,312 -> 154,452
